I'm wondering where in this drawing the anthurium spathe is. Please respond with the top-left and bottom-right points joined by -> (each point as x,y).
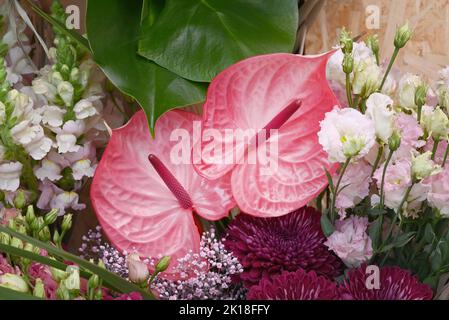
90,110 -> 235,276
193,52 -> 340,217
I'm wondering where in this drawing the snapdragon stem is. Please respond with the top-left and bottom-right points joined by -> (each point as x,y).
330,157 -> 351,222
379,47 -> 399,91
379,149 -> 394,208
345,74 -> 354,108
371,143 -> 384,176
431,139 -> 440,160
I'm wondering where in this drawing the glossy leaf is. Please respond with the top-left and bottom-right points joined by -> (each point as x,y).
138,0 -> 299,82
86,0 -> 206,134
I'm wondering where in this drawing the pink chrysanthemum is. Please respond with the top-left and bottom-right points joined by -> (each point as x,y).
247,269 -> 339,300
338,265 -> 433,300
224,207 -> 342,287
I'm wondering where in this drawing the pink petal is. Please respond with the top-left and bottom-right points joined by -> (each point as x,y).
91,110 -> 235,276
194,52 -> 339,216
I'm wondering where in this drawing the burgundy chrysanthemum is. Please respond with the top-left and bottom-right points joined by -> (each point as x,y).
247,269 -> 339,300
338,264 -> 433,300
224,207 -> 342,287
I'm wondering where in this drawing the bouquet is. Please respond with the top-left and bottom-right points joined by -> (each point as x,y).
1,0 -> 449,301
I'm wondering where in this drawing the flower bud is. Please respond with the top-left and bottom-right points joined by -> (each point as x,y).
388,130 -> 401,151
38,226 -> 51,242
0,274 -> 29,293
56,282 -> 70,300
53,229 -> 60,244
10,237 -> 23,249
342,53 -> 354,74
44,209 -> 58,225
63,266 -> 80,291
412,152 -> 441,181
33,278 -> 46,299
57,81 -> 74,107
414,84 -> 428,107
394,22 -> 412,49
365,35 -> 380,63
127,253 -> 149,285
61,214 -> 72,232
155,256 -> 171,274
339,29 -> 353,54
0,232 -> 10,245
13,190 -> 26,209
51,263 -> 68,282
25,205 -> 36,226
428,107 -> 449,141
88,274 -> 99,290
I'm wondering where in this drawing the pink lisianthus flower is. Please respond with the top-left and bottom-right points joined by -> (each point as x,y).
393,113 -> 425,161
324,216 -> 373,268
0,255 -> 15,275
425,166 -> 449,217
27,262 -> 58,299
373,159 -> 428,217
424,139 -> 447,165
333,160 -> 371,219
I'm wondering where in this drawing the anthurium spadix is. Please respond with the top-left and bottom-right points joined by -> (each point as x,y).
193,52 -> 340,217
90,110 -> 235,276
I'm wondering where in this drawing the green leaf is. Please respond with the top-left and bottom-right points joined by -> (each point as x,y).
423,223 -> 435,244
0,226 -> 154,300
86,0 -> 206,134
0,286 -> 41,300
369,216 -> 382,250
367,207 -> 386,217
320,214 -> 334,237
324,168 -> 335,194
380,232 -> 416,252
26,0 -> 90,52
138,0 -> 299,82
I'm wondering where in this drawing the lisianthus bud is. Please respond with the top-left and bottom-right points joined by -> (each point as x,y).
88,274 -> 99,290
414,84 -> 428,107
342,53 -> 353,74
25,205 -> 36,226
51,262 -> 68,282
155,256 -> 171,274
388,130 -> 401,151
33,278 -> 46,299
365,35 -> 380,63
0,274 -> 29,293
63,266 -> 80,291
61,214 -> 72,232
412,152 -> 441,181
339,29 -> 353,54
422,107 -> 449,141
44,209 -> 58,225
394,22 -> 412,49
398,74 -> 423,111
13,190 -> 26,209
38,226 -> 51,242
127,253 -> 149,284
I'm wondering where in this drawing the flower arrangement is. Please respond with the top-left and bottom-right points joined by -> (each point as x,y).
1,0 -> 449,301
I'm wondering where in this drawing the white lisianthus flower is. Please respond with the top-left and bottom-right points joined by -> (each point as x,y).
71,159 -> 96,180
411,151 -> 441,181
318,107 -> 376,163
437,66 -> 449,109
421,106 -> 449,141
57,81 -> 74,107
365,93 -> 395,143
34,159 -> 62,181
398,73 -> 424,111
50,191 -> 86,215
0,162 -> 23,192
42,105 -> 66,128
74,98 -> 98,120
352,62 -> 382,97
53,120 -> 86,153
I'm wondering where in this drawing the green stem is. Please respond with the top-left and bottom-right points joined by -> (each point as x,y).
417,104 -> 423,124
431,139 -> 440,160
330,157 -> 351,222
379,47 -> 399,91
371,143 -> 384,176
442,141 -> 449,167
345,73 -> 353,108
379,149 -> 394,208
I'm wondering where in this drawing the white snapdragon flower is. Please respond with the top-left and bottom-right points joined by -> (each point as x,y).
57,81 -> 74,107
34,159 -> 62,181
365,93 -> 395,143
53,120 -> 86,153
8,89 -> 41,124
50,191 -> 85,215
32,78 -> 57,102
10,121 -> 52,160
74,98 -> 98,120
0,162 -> 23,192
72,159 -> 96,180
318,107 -> 376,162
41,105 -> 66,128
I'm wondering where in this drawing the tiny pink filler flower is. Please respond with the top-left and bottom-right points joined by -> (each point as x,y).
90,110 -> 235,278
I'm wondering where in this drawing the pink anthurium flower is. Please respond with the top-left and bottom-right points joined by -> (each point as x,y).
193,52 -> 340,217
90,110 -> 235,276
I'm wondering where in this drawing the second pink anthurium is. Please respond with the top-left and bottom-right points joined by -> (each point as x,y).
90,110 -> 235,276
193,52 -> 340,217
